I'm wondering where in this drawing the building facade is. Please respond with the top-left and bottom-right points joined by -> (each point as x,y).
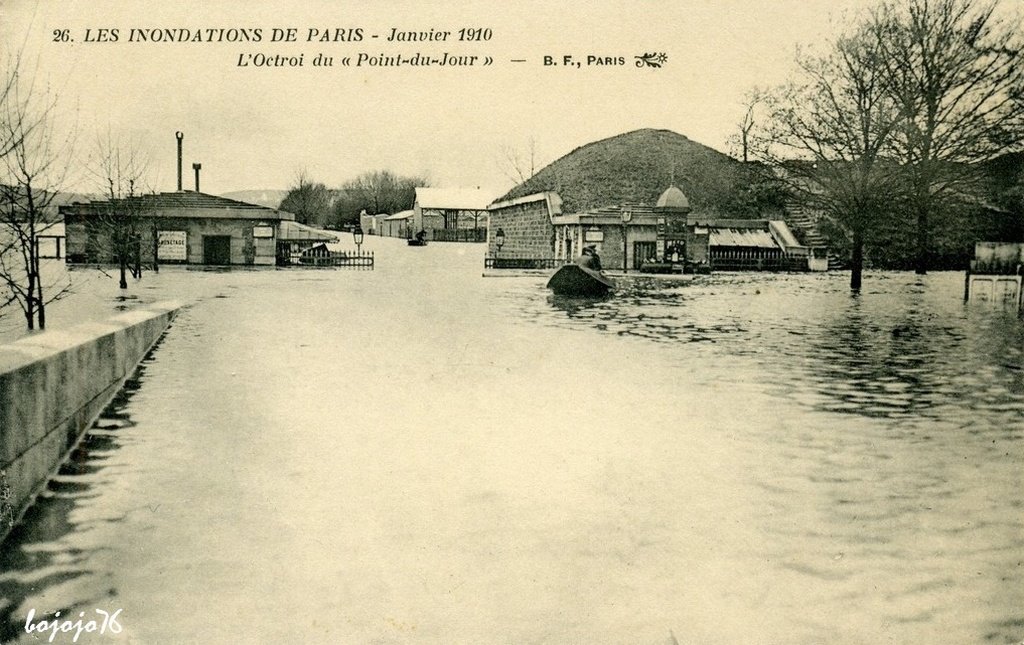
61,191 -> 334,266
486,192 -> 563,259
361,209 -> 413,239
487,186 -> 815,272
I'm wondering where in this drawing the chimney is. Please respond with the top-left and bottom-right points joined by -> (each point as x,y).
175,131 -> 184,191
193,163 -> 202,192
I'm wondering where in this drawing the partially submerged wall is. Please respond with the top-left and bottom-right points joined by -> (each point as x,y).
487,193 -> 560,258
0,301 -> 181,543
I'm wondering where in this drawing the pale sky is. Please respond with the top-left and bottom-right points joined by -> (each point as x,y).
2,0 -> 1004,198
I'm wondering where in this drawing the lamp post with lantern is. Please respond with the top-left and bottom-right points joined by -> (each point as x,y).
621,210 -> 632,273
494,227 -> 505,262
353,225 -> 364,254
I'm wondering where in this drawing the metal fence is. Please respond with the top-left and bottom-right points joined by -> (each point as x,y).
293,251 -> 375,270
484,257 -> 568,270
432,228 -> 487,243
483,253 -> 812,272
709,251 -> 808,272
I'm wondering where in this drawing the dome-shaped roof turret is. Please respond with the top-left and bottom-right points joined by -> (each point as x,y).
654,185 -> 690,213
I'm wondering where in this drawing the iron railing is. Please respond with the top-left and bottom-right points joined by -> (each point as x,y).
292,251 -> 375,270
432,228 -> 487,243
710,250 -> 808,272
483,253 -> 814,272
485,257 -> 568,270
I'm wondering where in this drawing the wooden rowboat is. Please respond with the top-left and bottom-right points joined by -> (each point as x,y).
546,264 -> 616,296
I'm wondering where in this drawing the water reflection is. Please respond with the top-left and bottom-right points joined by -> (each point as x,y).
2,244 -> 1022,643
0,349 -> 153,644
525,270 -> 1024,643
541,277 -> 750,344
546,293 -> 613,317
533,271 -> 1024,425
801,291 -> 1024,427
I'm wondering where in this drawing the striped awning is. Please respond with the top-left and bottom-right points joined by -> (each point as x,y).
277,220 -> 339,242
709,227 -> 778,249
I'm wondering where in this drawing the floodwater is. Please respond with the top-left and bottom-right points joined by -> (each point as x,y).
1,237 -> 1023,644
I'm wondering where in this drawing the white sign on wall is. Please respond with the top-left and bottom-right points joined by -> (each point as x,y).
158,230 -> 187,261
253,225 -> 274,239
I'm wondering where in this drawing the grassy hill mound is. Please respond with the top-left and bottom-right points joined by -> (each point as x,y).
499,128 -> 783,216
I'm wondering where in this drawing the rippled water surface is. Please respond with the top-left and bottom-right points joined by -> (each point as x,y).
2,237 -> 1022,644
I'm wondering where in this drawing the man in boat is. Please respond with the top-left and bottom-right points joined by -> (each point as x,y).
577,244 -> 603,271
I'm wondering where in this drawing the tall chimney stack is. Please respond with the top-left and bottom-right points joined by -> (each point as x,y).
175,131 -> 184,191
193,163 -> 202,192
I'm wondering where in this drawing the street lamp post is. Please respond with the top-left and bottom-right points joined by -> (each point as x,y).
621,210 -> 632,273
353,226 -> 364,254
494,227 -> 505,260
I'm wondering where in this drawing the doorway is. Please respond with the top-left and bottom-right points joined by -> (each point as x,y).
634,241 -> 657,269
203,235 -> 231,265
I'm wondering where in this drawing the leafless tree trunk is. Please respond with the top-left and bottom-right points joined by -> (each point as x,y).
88,130 -> 153,290
499,138 -> 538,185
873,0 -> 1024,274
729,89 -> 764,163
0,55 -> 74,330
754,22 -> 903,290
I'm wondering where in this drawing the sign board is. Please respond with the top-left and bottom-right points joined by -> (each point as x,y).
968,274 -> 1023,310
584,228 -> 604,243
157,231 -> 187,261
253,225 -> 274,239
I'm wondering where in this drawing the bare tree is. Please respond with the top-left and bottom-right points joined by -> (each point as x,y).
498,137 -> 539,186
87,130 -> 153,289
0,56 -> 74,330
728,88 -> 765,163
873,0 -> 1024,274
754,25 -> 904,290
279,168 -> 332,226
333,170 -> 427,227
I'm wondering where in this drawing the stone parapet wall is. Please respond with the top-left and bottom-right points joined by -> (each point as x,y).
0,301 -> 181,543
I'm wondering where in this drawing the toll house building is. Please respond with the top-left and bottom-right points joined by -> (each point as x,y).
61,191 -> 336,266
487,186 -> 814,272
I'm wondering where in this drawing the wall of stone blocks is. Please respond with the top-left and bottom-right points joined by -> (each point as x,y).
488,200 -> 554,258
0,301 -> 181,543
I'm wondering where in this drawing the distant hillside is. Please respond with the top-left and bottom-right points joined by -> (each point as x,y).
499,128 -> 785,216
220,190 -> 287,209
0,188 -> 98,221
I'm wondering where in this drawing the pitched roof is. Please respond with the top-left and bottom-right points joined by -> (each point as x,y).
59,191 -> 295,220
277,220 -> 338,242
709,227 -> 778,248
415,187 -> 492,210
